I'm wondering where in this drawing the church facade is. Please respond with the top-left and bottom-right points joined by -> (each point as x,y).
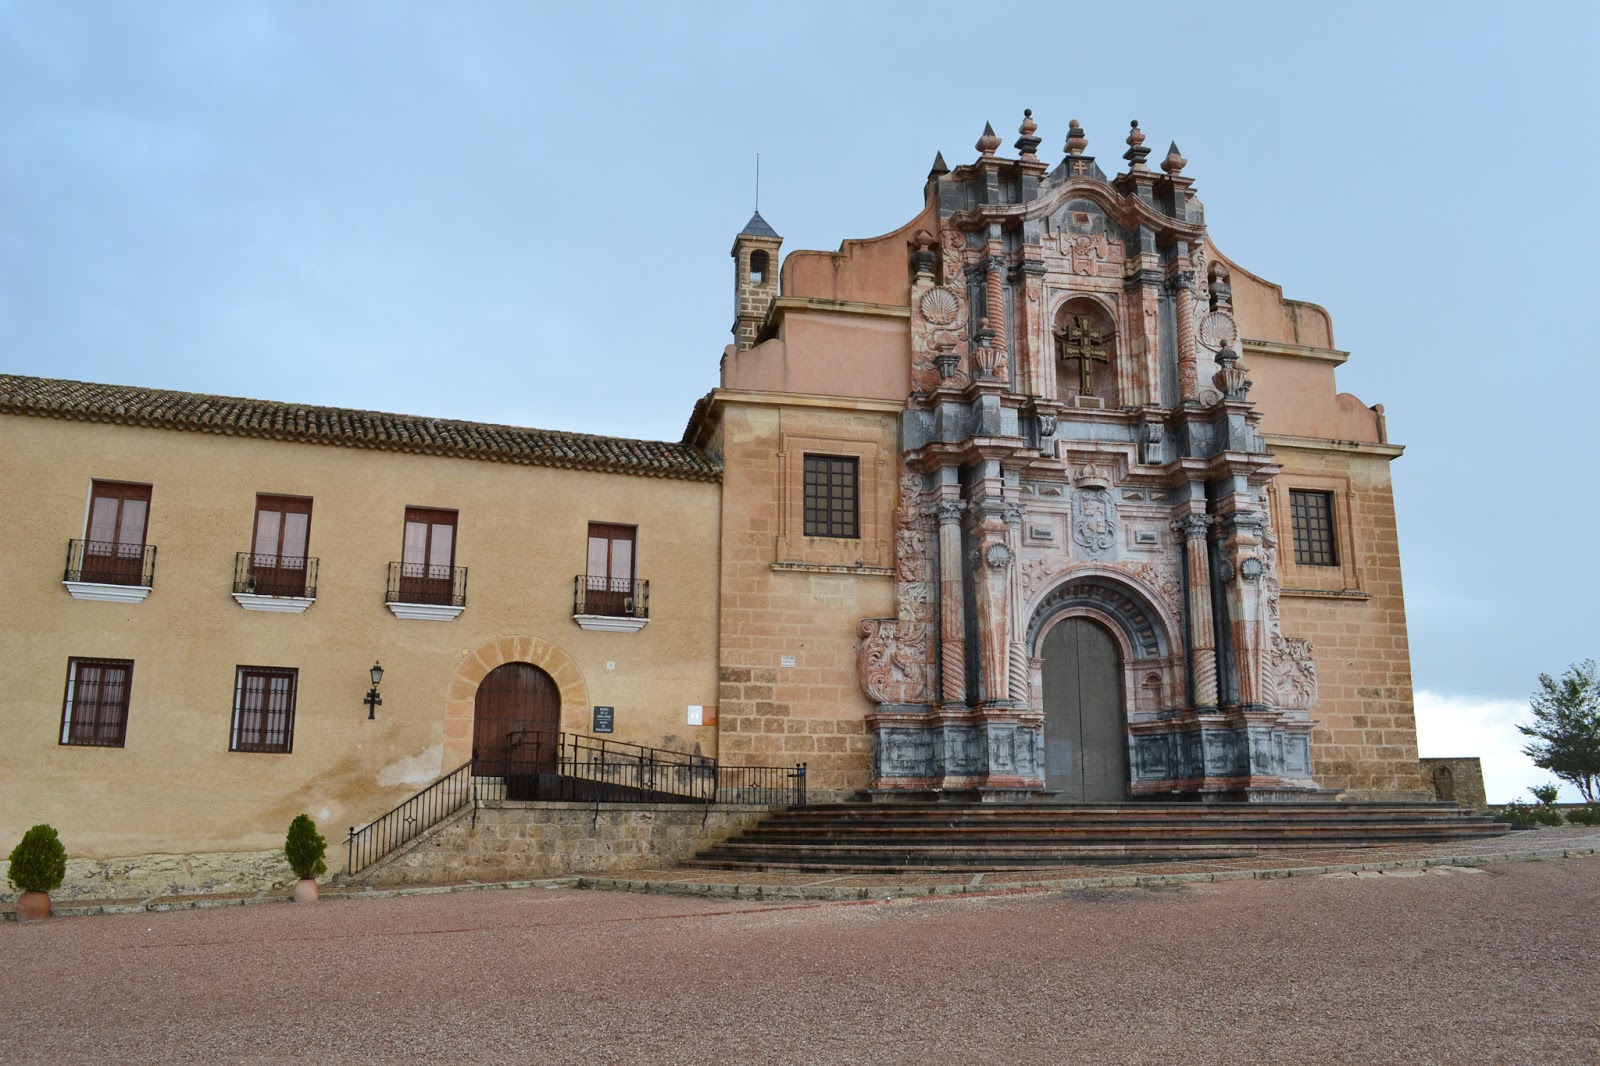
0,115 -> 1423,894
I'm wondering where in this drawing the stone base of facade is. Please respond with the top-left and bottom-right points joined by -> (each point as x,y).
871,703 -> 1324,802
0,849 -> 294,904
353,801 -> 775,886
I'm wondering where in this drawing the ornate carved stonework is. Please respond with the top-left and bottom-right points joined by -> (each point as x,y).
857,473 -> 936,704
858,618 -> 932,704
919,287 -> 960,326
1072,487 -> 1116,558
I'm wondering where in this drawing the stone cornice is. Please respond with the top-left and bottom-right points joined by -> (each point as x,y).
1243,339 -> 1350,365
1265,433 -> 1405,459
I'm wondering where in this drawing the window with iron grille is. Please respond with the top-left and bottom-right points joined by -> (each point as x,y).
1289,490 -> 1338,567
802,454 -> 859,538
60,658 -> 134,747
231,667 -> 298,753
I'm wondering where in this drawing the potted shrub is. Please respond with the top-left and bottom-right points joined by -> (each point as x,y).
285,814 -> 327,903
7,824 -> 67,922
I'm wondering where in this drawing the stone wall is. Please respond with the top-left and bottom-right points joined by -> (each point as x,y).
1420,758 -> 1488,810
356,801 -> 772,886
709,399 -> 900,799
1,849 -> 292,904
1270,441 -> 1426,797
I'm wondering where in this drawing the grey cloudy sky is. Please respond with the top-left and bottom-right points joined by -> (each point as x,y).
3,1 -> 1594,798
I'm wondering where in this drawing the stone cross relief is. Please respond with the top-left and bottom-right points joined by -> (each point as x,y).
1059,315 -> 1109,394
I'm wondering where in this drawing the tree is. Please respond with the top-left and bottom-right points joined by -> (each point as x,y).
1519,659 -> 1600,803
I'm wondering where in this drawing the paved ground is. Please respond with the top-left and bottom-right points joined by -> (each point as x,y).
2,852 -> 1595,1064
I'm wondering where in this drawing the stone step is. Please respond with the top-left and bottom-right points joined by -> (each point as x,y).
687,801 -> 1511,872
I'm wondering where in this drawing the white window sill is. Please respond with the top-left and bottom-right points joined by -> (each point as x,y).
386,601 -> 466,622
63,581 -> 151,604
232,592 -> 316,614
573,614 -> 649,633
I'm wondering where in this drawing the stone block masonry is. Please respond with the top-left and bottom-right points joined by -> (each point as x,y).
357,802 -> 774,887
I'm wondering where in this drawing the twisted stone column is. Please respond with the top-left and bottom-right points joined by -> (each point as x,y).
1172,270 -> 1199,403
1178,512 -> 1219,711
936,499 -> 967,705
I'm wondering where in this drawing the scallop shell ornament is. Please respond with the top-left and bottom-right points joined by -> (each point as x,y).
919,287 -> 960,326
1197,310 -> 1239,352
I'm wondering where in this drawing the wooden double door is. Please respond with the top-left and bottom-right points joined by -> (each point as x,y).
1040,618 -> 1129,803
472,662 -> 561,775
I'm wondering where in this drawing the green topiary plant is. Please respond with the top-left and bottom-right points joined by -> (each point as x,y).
284,814 -> 327,881
7,824 -> 67,894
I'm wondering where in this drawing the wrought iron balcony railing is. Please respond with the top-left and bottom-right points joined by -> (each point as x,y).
65,539 -> 156,587
572,575 -> 649,619
233,552 -> 318,599
387,560 -> 467,607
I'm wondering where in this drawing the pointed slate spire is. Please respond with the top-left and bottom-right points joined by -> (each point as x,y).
1161,141 -> 1188,176
738,209 -> 781,240
928,151 -> 950,179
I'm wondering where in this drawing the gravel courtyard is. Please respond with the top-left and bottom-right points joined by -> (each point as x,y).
3,856 -> 1595,1064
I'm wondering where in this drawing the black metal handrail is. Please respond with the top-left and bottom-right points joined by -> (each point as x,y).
572,576 -> 649,619
233,552 -> 319,598
64,539 -> 157,587
346,760 -> 474,875
386,560 -> 468,607
476,730 -> 807,807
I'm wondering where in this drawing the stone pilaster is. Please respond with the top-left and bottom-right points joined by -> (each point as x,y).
1216,507 -> 1269,709
973,501 -> 1013,703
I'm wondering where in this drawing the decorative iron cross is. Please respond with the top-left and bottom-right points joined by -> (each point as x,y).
1060,315 -> 1109,393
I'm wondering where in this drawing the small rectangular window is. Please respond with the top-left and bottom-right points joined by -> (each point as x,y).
802,455 -> 859,538
231,667 -> 298,753
60,658 -> 133,747
1289,490 -> 1338,567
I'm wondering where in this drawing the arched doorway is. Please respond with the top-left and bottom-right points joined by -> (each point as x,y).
473,662 -> 561,775
1040,617 -> 1128,802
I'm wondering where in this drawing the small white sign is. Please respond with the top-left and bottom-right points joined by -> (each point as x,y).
686,705 -> 703,725
780,656 -> 796,668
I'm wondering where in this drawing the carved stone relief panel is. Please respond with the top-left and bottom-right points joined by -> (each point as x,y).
1071,487 -> 1117,561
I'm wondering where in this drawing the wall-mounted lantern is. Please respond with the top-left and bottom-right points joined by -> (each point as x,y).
364,661 -> 384,720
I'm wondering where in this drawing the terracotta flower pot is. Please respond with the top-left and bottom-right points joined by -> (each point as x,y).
292,878 -> 319,903
15,890 -> 51,922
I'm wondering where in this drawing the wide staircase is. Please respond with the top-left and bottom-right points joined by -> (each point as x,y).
685,801 -> 1511,873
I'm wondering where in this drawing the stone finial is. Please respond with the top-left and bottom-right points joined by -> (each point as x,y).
1212,346 -> 1252,400
976,121 -> 1002,155
1161,141 -> 1188,176
1064,119 -> 1087,155
1015,108 -> 1042,160
928,151 -> 950,179
1123,120 -> 1151,169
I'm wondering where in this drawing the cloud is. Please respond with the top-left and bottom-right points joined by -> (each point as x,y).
1413,690 -> 1584,804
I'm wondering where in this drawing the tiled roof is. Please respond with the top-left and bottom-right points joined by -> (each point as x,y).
0,374 -> 723,482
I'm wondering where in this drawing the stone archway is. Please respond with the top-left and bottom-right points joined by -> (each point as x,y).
444,636 -> 588,766
1027,575 -> 1174,803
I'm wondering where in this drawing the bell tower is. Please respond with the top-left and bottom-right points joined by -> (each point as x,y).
731,211 -> 781,352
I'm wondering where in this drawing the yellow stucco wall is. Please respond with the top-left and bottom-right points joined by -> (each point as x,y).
0,415 -> 722,860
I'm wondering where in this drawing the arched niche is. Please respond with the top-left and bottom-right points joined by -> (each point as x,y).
1053,296 -> 1118,408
